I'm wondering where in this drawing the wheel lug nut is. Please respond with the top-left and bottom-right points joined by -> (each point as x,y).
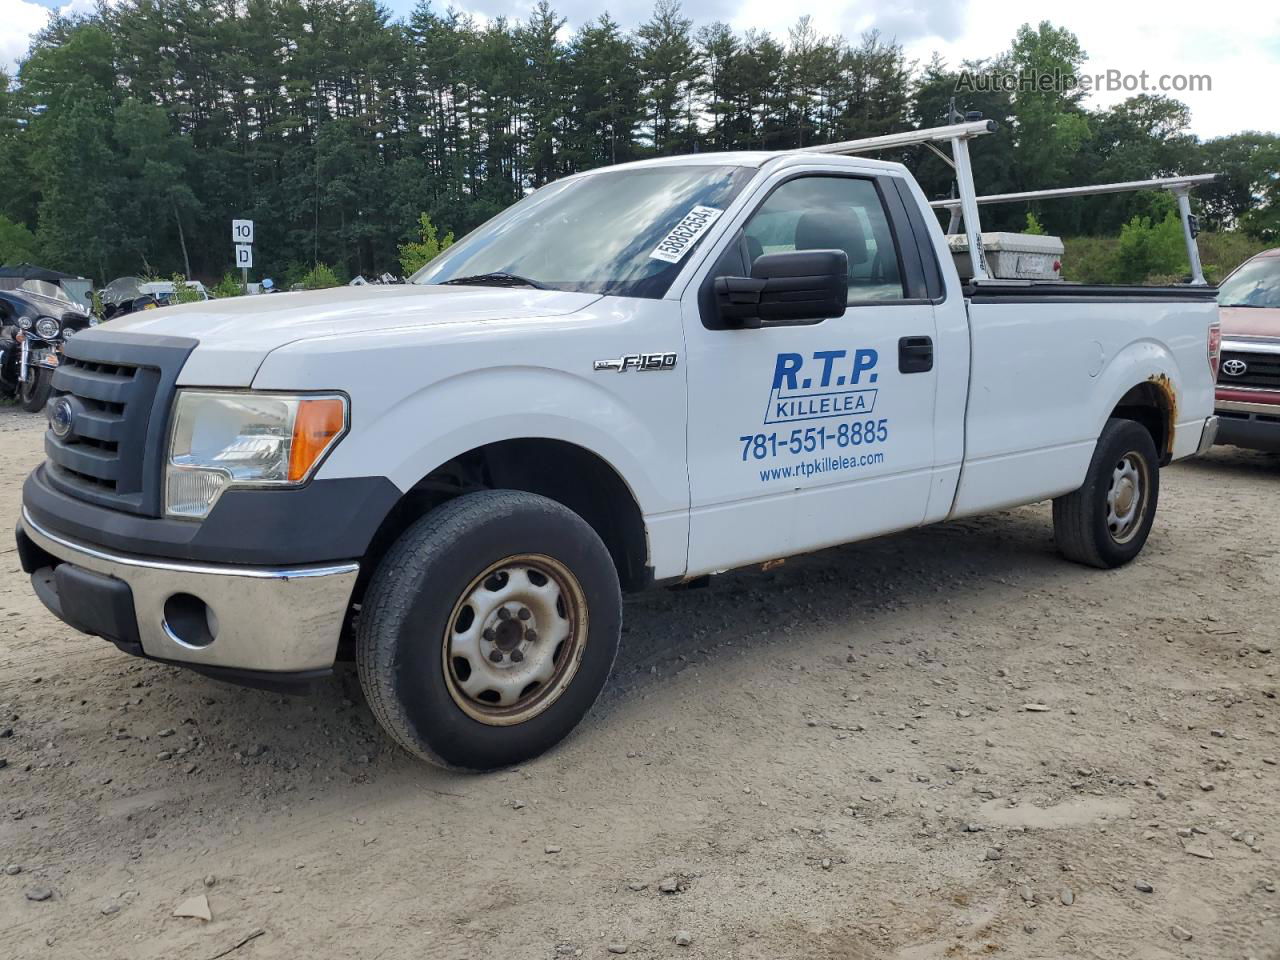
497,608 -> 511,621
517,607 -> 531,621
482,628 -> 496,642
510,649 -> 524,663
525,629 -> 538,642
488,649 -> 504,663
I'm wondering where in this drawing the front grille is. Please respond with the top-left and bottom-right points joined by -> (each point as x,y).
1219,350 -> 1280,392
44,331 -> 197,516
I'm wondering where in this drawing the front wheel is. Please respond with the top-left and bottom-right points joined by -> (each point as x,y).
356,490 -> 622,770
19,367 -> 52,413
1053,417 -> 1160,569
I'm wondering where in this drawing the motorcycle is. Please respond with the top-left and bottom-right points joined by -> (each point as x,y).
0,280 -> 94,412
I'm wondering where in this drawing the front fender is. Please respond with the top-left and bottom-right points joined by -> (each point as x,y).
359,364 -> 677,511
251,300 -> 692,576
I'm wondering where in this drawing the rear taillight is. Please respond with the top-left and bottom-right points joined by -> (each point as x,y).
1208,321 -> 1221,380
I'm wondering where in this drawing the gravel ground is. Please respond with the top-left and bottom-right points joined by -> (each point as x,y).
0,403 -> 1277,960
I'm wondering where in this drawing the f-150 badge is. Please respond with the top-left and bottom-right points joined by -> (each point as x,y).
593,352 -> 678,372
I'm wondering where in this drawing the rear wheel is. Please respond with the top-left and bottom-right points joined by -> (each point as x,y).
356,490 -> 622,770
1053,417 -> 1160,569
19,368 -> 52,413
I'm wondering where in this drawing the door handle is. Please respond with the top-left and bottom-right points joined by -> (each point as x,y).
898,336 -> 933,373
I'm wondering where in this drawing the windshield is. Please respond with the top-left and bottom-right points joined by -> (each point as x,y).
1219,256 -> 1280,308
102,276 -> 145,303
413,164 -> 755,299
18,279 -> 73,304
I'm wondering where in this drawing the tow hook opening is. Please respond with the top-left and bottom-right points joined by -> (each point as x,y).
162,593 -> 218,649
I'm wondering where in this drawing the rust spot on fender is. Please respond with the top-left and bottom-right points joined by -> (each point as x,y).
1147,373 -> 1178,456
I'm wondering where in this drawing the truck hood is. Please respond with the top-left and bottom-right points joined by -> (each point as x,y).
92,285 -> 602,386
1218,305 -> 1280,341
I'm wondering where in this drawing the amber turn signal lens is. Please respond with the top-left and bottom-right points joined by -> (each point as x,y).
288,396 -> 346,482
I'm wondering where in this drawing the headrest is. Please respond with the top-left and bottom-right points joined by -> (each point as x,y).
794,210 -> 867,265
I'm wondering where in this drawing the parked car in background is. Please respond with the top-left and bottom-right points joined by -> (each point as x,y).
1213,249 -> 1280,451
100,277 -> 209,319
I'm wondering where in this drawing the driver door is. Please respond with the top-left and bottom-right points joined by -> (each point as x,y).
681,170 -> 940,574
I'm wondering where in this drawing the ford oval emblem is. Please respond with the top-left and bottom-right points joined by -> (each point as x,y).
49,397 -> 74,439
1222,358 -> 1248,377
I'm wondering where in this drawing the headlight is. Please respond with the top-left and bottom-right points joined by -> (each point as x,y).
17,317 -> 32,330
34,317 -> 61,340
165,391 -> 348,519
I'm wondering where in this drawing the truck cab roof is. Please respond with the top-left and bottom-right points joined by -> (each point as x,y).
572,150 -> 907,177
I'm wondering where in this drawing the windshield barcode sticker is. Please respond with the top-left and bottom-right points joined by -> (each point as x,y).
649,206 -> 723,264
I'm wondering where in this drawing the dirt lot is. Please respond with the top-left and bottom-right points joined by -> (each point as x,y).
0,403 -> 1277,960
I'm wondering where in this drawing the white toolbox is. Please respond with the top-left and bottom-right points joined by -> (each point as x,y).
947,232 -> 1064,281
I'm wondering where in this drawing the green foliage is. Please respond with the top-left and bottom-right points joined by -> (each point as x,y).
1024,212 -> 1046,236
297,263 -> 341,291
1196,133 -> 1280,239
1196,232 -> 1272,283
1062,230 -> 1268,285
169,274 -> 203,305
1005,22 -> 1091,190
0,8 -> 1275,285
0,214 -> 38,263
1059,235 -> 1115,283
398,214 -> 455,277
211,272 -> 244,299
1113,213 -> 1188,283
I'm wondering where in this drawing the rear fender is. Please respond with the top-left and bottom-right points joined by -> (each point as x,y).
1093,339 -> 1180,456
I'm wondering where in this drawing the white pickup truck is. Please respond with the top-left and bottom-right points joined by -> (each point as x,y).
16,121 -> 1220,769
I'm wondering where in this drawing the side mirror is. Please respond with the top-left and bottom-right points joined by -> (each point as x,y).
714,249 -> 848,328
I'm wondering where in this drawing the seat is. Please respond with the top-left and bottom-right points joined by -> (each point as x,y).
794,211 -> 868,275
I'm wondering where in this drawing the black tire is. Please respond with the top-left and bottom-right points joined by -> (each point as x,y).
356,490 -> 622,770
1053,417 -> 1160,569
19,368 -> 52,413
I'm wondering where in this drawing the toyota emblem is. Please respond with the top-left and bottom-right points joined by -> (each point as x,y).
1222,358 -> 1248,377
49,397 -> 74,439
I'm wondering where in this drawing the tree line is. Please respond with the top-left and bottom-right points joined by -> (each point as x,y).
0,0 -> 1276,286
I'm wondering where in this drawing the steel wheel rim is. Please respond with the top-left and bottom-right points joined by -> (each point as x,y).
1106,451 -> 1148,544
442,553 -> 588,726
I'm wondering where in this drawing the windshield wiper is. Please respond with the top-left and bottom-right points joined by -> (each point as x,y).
440,272 -> 548,290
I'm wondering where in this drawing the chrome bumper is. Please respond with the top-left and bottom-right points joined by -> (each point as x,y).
21,508 -> 358,672
1196,415 -> 1220,455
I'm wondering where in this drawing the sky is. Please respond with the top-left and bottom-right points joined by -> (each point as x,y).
3,0 -> 1278,139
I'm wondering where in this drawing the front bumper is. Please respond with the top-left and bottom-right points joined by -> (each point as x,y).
1215,412 -> 1280,452
1214,396 -> 1280,452
17,508 -> 358,680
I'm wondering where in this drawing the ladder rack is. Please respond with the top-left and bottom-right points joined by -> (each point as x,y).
792,121 -> 1218,285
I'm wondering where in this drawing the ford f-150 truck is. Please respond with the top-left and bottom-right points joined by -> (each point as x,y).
15,121 -> 1221,769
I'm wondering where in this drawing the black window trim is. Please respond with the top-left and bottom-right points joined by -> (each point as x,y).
697,170 -> 935,330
